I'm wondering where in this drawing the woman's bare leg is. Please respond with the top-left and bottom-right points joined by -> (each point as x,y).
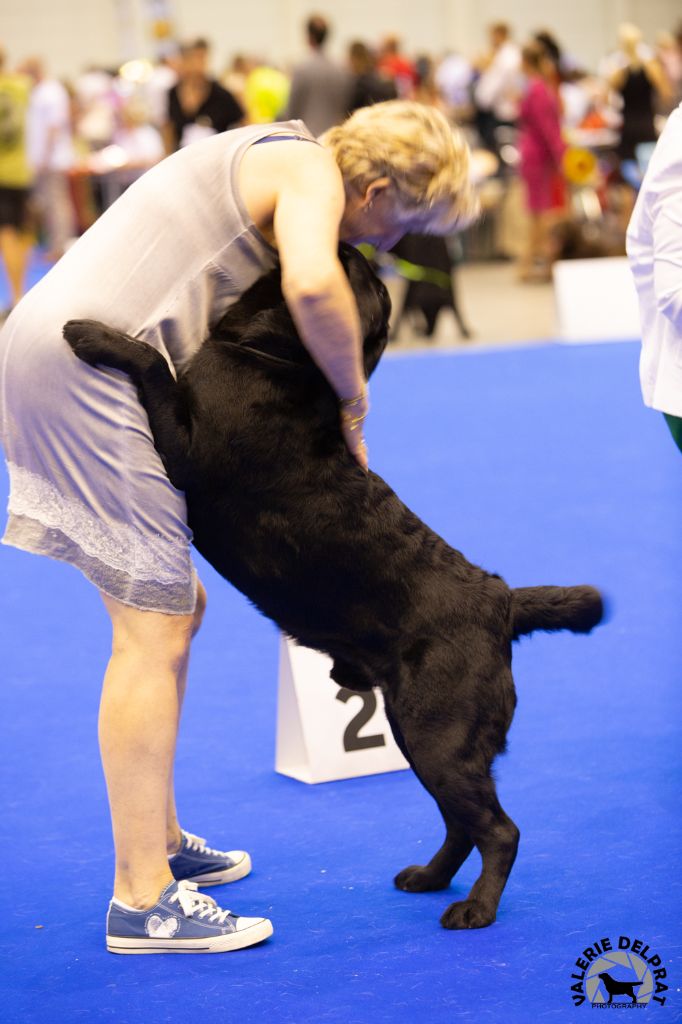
0,226 -> 32,306
518,213 -> 542,279
165,580 -> 207,854
99,591 -> 196,909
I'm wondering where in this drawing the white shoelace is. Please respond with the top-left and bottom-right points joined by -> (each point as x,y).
182,830 -> 231,858
168,880 -> 235,925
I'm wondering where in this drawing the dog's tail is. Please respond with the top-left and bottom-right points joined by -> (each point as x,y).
511,585 -> 604,639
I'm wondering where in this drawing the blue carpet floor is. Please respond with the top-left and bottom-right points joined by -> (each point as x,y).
1,333 -> 680,1022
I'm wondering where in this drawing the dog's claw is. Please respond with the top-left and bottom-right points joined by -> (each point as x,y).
394,865 -> 450,892
440,899 -> 495,930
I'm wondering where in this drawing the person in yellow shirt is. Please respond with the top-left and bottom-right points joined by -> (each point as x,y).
244,64 -> 290,123
0,48 -> 33,311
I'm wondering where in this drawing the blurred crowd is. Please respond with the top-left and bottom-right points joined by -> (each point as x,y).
1,13 -> 682,317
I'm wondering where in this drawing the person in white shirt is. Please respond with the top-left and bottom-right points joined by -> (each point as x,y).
474,23 -> 521,152
436,51 -> 474,115
626,100 -> 682,452
113,100 -> 165,175
21,58 -> 76,259
145,52 -> 180,128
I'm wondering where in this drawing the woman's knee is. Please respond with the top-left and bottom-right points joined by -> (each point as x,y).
100,592 -> 195,671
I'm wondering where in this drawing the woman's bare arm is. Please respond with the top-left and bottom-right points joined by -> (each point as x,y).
644,58 -> 673,104
239,141 -> 369,468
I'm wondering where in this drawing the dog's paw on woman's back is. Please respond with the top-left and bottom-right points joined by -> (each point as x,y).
63,319 -> 153,374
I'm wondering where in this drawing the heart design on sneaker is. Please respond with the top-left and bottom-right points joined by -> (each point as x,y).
146,914 -> 180,938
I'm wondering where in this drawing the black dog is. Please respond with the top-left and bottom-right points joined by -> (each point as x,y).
598,973 -> 643,1005
63,244 -> 602,930
391,233 -> 471,340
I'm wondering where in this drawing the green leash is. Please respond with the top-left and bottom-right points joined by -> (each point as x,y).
357,244 -> 453,293
390,257 -> 453,292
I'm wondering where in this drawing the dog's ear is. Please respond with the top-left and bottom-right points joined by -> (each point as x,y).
338,243 -> 391,379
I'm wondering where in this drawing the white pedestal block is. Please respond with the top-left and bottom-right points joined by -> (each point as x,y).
553,257 -> 641,342
275,636 -> 409,784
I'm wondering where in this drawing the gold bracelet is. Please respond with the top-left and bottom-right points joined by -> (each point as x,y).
342,411 -> 366,432
340,390 -> 368,432
340,391 -> 368,410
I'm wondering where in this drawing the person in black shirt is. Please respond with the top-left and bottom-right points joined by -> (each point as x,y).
165,38 -> 243,152
347,41 -> 397,113
608,24 -> 672,162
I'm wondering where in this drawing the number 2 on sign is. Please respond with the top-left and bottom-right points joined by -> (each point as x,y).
335,688 -> 387,752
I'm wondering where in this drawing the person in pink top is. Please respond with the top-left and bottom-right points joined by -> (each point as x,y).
517,42 -> 566,281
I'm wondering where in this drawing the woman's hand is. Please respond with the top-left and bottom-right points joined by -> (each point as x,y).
340,389 -> 369,471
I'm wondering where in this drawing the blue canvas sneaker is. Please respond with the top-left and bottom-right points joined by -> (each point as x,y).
169,829 -> 252,885
106,879 -> 273,954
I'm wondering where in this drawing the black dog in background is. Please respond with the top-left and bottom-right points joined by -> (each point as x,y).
63,244 -> 603,930
390,233 -> 471,340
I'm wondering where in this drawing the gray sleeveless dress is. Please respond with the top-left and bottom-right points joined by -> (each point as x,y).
0,120 -> 315,614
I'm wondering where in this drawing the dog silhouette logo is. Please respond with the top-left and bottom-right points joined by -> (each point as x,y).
596,971 -> 644,1005
585,952 -> 652,1005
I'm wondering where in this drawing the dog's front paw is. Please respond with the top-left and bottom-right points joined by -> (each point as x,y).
63,319 -> 123,367
440,898 -> 495,930
394,865 -> 450,892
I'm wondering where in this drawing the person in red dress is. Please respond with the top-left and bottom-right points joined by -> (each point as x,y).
517,42 -> 567,281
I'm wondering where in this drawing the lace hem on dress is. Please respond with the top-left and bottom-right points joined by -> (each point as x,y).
3,464 -> 197,614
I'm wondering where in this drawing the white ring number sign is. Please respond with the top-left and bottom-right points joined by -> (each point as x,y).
275,636 -> 409,784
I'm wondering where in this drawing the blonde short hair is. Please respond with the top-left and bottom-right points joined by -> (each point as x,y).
320,100 -> 478,233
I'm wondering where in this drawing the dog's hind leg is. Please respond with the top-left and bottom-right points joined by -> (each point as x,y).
388,703 -> 519,928
436,773 -> 519,930
385,702 -> 474,893
63,319 -> 193,490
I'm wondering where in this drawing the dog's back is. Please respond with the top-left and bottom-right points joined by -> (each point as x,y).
183,335 -> 510,665
180,285 -> 601,670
